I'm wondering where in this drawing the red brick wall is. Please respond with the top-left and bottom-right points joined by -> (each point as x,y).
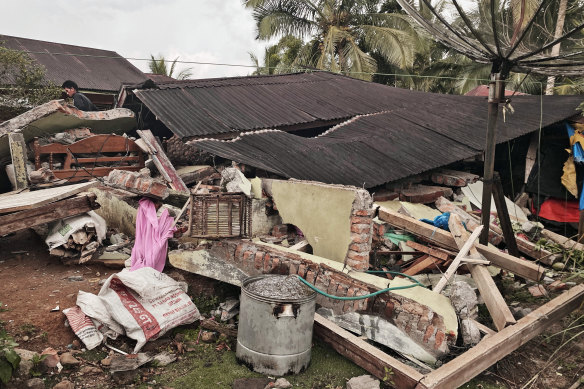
210,239 -> 453,356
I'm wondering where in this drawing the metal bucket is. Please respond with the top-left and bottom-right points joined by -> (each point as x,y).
236,274 -> 316,375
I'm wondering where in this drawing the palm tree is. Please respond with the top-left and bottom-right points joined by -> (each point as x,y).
249,35 -> 304,75
148,55 -> 193,80
244,0 -> 422,80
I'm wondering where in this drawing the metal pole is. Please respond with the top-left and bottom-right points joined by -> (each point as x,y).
480,73 -> 502,245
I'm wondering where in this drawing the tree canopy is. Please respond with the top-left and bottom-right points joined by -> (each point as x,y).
245,0 -> 423,80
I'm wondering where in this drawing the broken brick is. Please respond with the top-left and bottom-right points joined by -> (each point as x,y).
105,170 -> 169,200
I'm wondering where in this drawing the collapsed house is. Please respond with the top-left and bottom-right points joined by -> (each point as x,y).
1,71 -> 584,388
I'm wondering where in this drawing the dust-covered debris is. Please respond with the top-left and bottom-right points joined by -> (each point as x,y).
245,275 -> 313,299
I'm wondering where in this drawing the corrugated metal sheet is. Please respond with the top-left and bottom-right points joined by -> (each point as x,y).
0,35 -> 147,92
192,94 -> 583,188
136,72 -> 467,139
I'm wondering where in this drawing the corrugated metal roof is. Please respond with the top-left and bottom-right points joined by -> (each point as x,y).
0,34 -> 147,92
192,94 -> 583,188
135,72 -> 461,139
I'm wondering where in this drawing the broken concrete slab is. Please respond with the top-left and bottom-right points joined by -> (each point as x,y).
317,308 -> 438,364
221,167 -> 251,196
0,100 -> 136,165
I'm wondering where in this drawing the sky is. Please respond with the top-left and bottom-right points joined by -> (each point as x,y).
2,0 -> 270,79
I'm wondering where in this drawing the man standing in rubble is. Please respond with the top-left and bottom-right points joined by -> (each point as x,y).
62,80 -> 97,111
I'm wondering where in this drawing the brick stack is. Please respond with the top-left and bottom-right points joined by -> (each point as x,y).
105,170 -> 169,200
345,190 -> 374,271
212,240 -> 453,357
165,135 -> 214,166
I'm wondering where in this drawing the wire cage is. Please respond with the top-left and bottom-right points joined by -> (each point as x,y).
188,192 -> 252,239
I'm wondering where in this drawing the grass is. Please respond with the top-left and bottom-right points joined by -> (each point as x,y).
143,338 -> 366,389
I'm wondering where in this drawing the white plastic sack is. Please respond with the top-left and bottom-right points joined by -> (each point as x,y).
45,211 -> 106,249
62,306 -> 104,350
75,267 -> 200,353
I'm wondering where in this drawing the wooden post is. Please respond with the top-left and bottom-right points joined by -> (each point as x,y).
449,214 -> 516,331
480,73 -> 503,245
492,172 -> 520,257
8,133 -> 29,190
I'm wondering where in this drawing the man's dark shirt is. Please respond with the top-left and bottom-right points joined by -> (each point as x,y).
72,92 -> 98,111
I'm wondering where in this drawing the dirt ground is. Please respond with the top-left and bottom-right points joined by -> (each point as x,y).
1,229 -> 583,389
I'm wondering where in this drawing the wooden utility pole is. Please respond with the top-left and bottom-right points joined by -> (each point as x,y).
480,73 -> 504,245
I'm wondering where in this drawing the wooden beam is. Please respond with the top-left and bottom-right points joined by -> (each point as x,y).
433,220 -> 483,294
403,255 -> 441,276
448,214 -> 516,331
378,206 -> 456,249
0,193 -> 99,236
8,133 -> 29,190
418,284 -> 584,389
476,244 -> 544,281
313,313 -> 425,389
405,240 -> 451,261
379,206 -> 549,281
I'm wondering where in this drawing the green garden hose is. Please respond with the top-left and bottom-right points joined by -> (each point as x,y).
296,271 -> 426,301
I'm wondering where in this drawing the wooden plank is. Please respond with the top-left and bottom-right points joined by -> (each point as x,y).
405,240 -> 451,261
0,182 -> 96,214
476,244 -> 544,281
137,129 -> 188,193
403,255 -> 441,276
448,215 -> 516,331
468,319 -> 496,336
290,239 -> 310,252
8,133 -> 29,190
313,313 -> 425,389
418,284 -> 584,389
378,206 -> 456,249
0,193 -> 98,235
379,206 -> 551,280
433,218 -> 482,294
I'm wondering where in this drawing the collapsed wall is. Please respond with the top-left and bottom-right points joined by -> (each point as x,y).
170,240 -> 457,363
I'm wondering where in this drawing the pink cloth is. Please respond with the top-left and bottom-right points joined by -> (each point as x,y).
130,198 -> 176,272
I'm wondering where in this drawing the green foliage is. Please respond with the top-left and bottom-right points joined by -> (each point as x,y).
245,0 -> 422,80
536,239 -> 584,270
0,328 -> 20,384
382,366 -> 395,386
0,43 -> 61,116
29,354 -> 47,377
148,55 -> 193,80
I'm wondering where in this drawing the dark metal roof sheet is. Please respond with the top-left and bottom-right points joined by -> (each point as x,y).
0,35 -> 147,92
135,72 -> 462,139
192,94 -> 583,188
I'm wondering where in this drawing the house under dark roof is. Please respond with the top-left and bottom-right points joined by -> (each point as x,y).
191,94 -> 582,188
132,71 -> 583,188
0,35 -> 147,95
